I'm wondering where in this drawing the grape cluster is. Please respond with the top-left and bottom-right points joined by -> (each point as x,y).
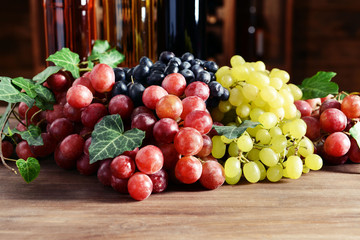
209,56 -> 323,184
298,94 -> 360,165
8,52 -> 227,201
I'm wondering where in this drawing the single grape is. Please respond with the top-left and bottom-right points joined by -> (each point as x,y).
131,113 -> 157,139
267,164 -> 283,182
324,132 -> 350,157
319,98 -> 341,113
175,156 -> 202,184
45,104 -> 65,124
341,95 -> 360,118
153,118 -> 179,143
142,85 -> 168,110
46,71 -> 71,92
224,157 -> 241,184
259,148 -> 279,167
184,110 -> 213,135
199,160 -> 225,190
89,63 -> 115,93
72,76 -> 95,94
196,134 -> 213,158
148,169 -> 168,193
243,161 -> 261,183
81,103 -> 108,128
111,155 -> 136,179
157,143 -> 181,171
254,160 -> 267,180
294,100 -> 312,117
161,73 -> 187,96
237,134 -> 253,152
66,85 -> 93,109
285,156 -> 303,179
304,154 -> 323,170
302,116 -> 321,141
59,134 -> 85,161
127,172 -> 153,201
174,127 -> 203,156
258,112 -> 278,129
111,175 -> 129,193
1,140 -> 13,158
108,94 -> 134,120
77,154 -> 100,175
97,159 -> 112,186
54,145 -> 76,170
180,96 -> 206,120
320,108 -> 347,133
16,140 -> 35,160
48,117 -> 74,142
135,145 -> 164,175
63,102 -> 82,122
184,81 -> 210,101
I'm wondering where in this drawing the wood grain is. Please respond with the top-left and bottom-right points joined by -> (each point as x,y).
1,157 -> 360,239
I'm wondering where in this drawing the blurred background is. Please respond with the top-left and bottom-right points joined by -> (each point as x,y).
0,0 -> 359,91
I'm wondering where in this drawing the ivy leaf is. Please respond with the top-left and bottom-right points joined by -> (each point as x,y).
12,125 -> 43,146
99,49 -> 125,68
298,71 -> 339,100
33,66 -> 63,84
212,120 -> 260,139
34,84 -> 55,104
46,48 -> 80,79
350,122 -> 360,148
16,157 -> 40,183
0,77 -> 35,107
0,103 -> 13,140
91,40 -> 111,55
12,77 -> 37,98
89,114 -> 145,164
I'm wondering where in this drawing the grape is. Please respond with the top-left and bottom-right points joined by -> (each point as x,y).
348,138 -> 360,163
30,132 -> 57,158
97,159 -> 112,186
131,106 -> 155,120
341,95 -> 360,118
81,103 -> 108,128
319,98 -> 341,113
18,102 -> 41,124
181,96 -> 206,120
259,148 -> 279,167
285,156 -> 303,179
16,141 -> 35,160
135,145 -> 163,175
218,75 -> 233,88
175,156 -> 202,184
247,148 -> 260,161
258,112 -> 278,129
294,100 -> 312,117
111,155 -> 136,179
59,134 -> 85,161
113,67 -> 127,82
1,140 -> 13,158
249,108 -> 264,122
127,172 -> 153,201
196,134 -> 213,158
289,119 -> 307,139
111,175 -> 129,193
260,86 -> 278,103
108,94 -> 134,120
324,132 -> 350,157
184,110 -> 213,135
72,76 -> 95,94
267,164 -> 283,182
269,77 -> 283,90
142,85 -> 168,110
243,161 -> 261,183
236,134 -> 253,152
304,154 -> 323,170
298,137 -> 314,157
153,118 -> 179,143
48,117 -> 74,141
270,135 -> 287,153
218,100 -> 232,113
288,84 -> 302,100
46,71 -> 71,92
63,102 -> 82,122
66,85 -> 93,109
255,129 -> 271,145
45,104 -> 65,124
174,127 -> 203,156
254,160 -> 266,180
302,116 -> 321,141
230,55 -> 245,67
147,71 -> 165,85
184,81 -> 210,101
133,64 -> 150,83
161,73 -> 187,96
131,113 -> 157,139
54,145 -> 76,170
228,87 -> 244,107
160,51 -> 175,63
248,71 -> 270,88
148,169 -> 168,193
320,108 -> 347,133
236,103 -> 251,118
228,141 -> 240,157
242,83 -> 258,101
128,82 -> 146,106
199,161 -> 225,190
89,63 -> 115,93
224,157 -> 241,184
77,154 -> 100,175
270,69 -> 290,83
156,95 -> 183,120
157,143 -> 181,171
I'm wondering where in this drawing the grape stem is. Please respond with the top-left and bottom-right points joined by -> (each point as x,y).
0,103 -> 17,174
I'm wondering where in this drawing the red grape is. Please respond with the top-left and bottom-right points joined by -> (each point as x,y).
180,96 -> 206,120
127,172 -> 153,201
199,160 -> 225,190
302,116 -> 321,141
63,102 -> 82,122
157,143 -> 181,171
174,127 -> 203,156
131,113 -> 157,139
81,103 -> 108,128
341,95 -> 360,119
97,159 -> 112,186
148,169 -> 168,193
18,102 -> 41,124
48,117 -> 74,141
175,156 -> 202,184
16,141 -> 35,160
130,106 -> 155,121
111,175 -> 129,193
155,94 -> 183,120
89,63 -> 115,93
196,134 -> 213,158
72,76 -> 95,94
324,132 -> 350,157
184,110 -> 213,134
66,85 -> 93,109
54,145 -> 77,170
135,145 -> 164,174
294,100 -> 312,117
30,132 -> 57,158
108,94 -> 134,121
184,81 -> 210,101
59,134 -> 85,161
1,140 -> 13,158
161,73 -> 186,96
111,155 -> 136,179
320,99 -> 341,114
46,71 -> 71,92
348,138 -> 360,163
46,104 -> 65,124
77,154 -> 100,175
153,118 -> 179,143
142,85 -> 168,110
320,108 -> 347,133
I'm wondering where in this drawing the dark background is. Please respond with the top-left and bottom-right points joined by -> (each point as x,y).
1,0 -> 360,91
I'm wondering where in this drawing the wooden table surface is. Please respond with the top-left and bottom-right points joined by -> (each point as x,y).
1,158 -> 360,240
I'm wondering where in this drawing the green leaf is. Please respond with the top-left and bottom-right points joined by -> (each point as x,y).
212,120 -> 260,139
34,84 -> 55,104
16,157 -> 40,183
33,66 -> 63,84
0,103 -> 13,140
99,49 -> 125,68
298,71 -> 339,100
12,125 -> 43,146
350,122 -> 360,148
46,48 -> 80,79
34,96 -> 54,110
0,77 -> 35,107
89,114 -> 145,164
12,77 -> 37,98
91,40 -> 111,55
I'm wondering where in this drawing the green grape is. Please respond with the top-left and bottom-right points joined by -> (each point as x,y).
266,164 -> 283,182
220,135 -> 233,144
249,108 -> 265,122
281,120 -> 292,135
258,112 -> 278,129
269,107 -> 285,120
231,65 -> 249,82
260,85 -> 278,103
253,94 -> 266,108
253,61 -> 266,72
270,135 -> 287,153
247,71 -> 270,88
286,146 -> 296,158
279,88 -> 294,106
211,136 -> 226,159
242,83 -> 259,101
247,125 -> 262,137
304,154 -> 323,171
243,161 -> 261,183
236,103 -> 251,118
228,87 -> 244,107
224,157 -> 242,184
259,148 -> 279,167
211,107 -> 224,122
269,77 -> 283,90
254,160 -> 267,180
285,155 -> 303,179
269,69 -> 290,84
302,165 -> 310,174
247,148 -> 260,161
228,141 -> 240,157
298,137 -> 314,157
230,55 -> 245,67
256,128 -> 271,145
288,83 -> 303,101
219,75 -> 234,88
237,134 -> 253,152
215,66 -> 231,80
284,103 -> 297,120
268,93 -> 284,109
243,62 -> 255,72
269,126 -> 283,138
218,100 -> 232,113
289,119 -> 307,139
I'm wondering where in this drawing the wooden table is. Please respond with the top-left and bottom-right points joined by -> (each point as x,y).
1,158 -> 360,240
